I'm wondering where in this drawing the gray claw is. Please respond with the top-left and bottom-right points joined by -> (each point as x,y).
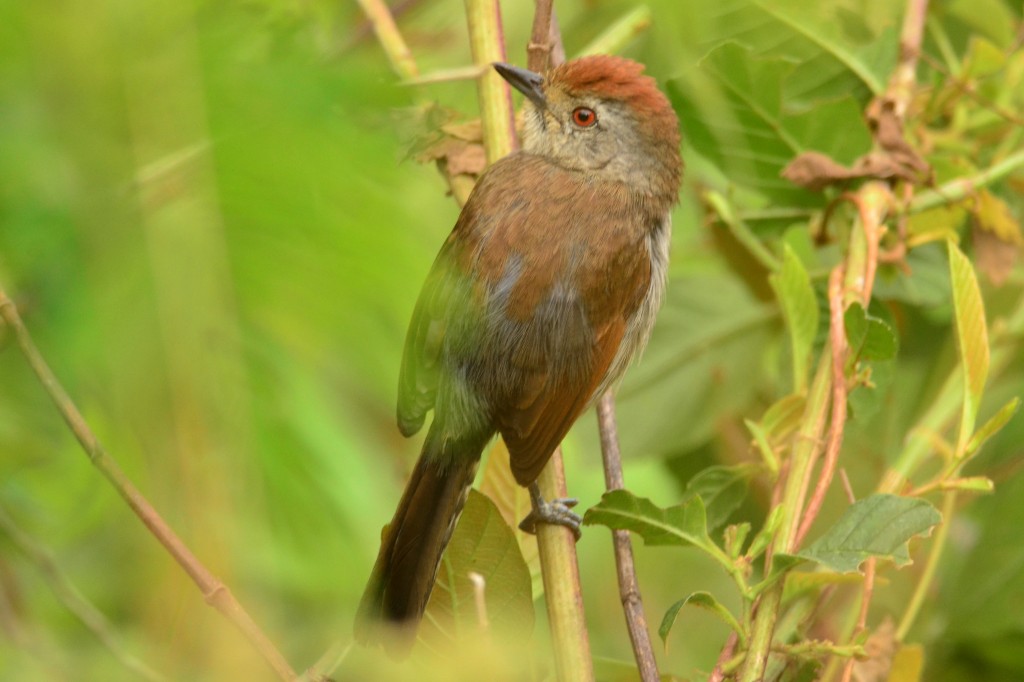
519,485 -> 582,540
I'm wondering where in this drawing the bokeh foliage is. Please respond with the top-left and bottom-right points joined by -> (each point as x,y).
1,0 -> 1023,680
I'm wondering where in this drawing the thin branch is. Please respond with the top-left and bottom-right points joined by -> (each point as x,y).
345,0 -> 422,51
886,0 -> 928,118
896,491 -> 957,640
596,393 -> 660,682
908,147 -> 1024,213
839,557 -> 876,682
527,0 -> 555,72
298,639 -> 352,682
534,449 -> 594,682
0,290 -> 298,682
355,0 -> 419,80
793,266 -> 849,549
0,504 -> 165,682
709,631 -> 739,682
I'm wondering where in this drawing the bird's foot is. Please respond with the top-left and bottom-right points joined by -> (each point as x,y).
518,482 -> 582,540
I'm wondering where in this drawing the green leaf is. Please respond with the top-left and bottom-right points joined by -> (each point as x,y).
669,41 -> 873,208
747,504 -> 785,560
770,245 -> 819,390
753,552 -> 807,595
583,491 -> 735,573
478,439 -> 542,598
681,465 -> 756,532
749,2 -> 893,96
844,302 -> 898,362
725,522 -> 752,559
796,494 -> 941,573
584,490 -> 711,548
966,397 -> 1020,458
420,490 -> 533,648
659,591 -> 745,649
761,393 -> 807,437
745,418 -> 780,475
948,240 -> 990,452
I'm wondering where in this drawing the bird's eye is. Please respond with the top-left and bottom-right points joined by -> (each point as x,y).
571,107 -> 597,128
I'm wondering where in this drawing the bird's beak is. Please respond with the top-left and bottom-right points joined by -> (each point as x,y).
493,62 -> 546,110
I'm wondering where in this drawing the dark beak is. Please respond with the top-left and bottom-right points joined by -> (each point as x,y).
493,62 -> 546,110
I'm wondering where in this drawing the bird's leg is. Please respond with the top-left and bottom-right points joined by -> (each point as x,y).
518,482 -> 582,540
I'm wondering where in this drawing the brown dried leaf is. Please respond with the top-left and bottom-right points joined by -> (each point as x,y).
852,617 -> 897,682
973,225 -> 1020,286
409,109 -> 487,187
440,119 -> 483,142
971,189 -> 1022,286
870,99 -> 931,181
781,151 -> 903,191
782,151 -> 857,191
974,189 -> 1024,244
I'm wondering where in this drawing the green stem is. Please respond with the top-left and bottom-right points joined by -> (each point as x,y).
738,356 -> 832,682
908,148 -> 1024,213
535,455 -> 595,682
465,0 -> 515,163
741,587 -> 783,682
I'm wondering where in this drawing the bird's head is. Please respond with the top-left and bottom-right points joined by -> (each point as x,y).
494,55 -> 682,200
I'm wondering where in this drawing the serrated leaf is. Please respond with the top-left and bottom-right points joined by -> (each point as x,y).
659,591 -> 744,649
682,465 -> 756,532
583,490 -> 712,549
948,240 -> 990,451
796,494 -> 941,573
966,397 -> 1021,458
771,245 -> 819,390
420,490 -> 533,648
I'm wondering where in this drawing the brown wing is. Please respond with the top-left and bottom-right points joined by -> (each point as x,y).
499,317 -> 628,485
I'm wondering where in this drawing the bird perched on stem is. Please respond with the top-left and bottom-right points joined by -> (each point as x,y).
356,54 -> 683,654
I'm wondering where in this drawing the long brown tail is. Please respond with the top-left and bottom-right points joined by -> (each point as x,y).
354,444 -> 480,655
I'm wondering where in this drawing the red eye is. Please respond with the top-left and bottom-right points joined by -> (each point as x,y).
571,107 -> 597,127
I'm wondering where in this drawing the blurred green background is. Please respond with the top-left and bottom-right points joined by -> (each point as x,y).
1,0 -> 1023,680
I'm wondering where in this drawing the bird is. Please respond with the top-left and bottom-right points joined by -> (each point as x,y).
355,54 -> 683,653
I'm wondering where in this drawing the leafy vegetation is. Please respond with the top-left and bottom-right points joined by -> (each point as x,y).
1,0 -> 1023,681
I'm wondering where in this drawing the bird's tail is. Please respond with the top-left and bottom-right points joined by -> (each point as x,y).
354,434 -> 484,655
